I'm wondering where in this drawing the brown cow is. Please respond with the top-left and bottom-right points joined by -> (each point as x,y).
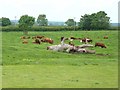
20,36 -> 26,39
104,36 -> 108,39
20,36 -> 30,39
41,38 -> 53,44
22,40 -> 28,44
35,38 -> 41,44
95,42 -> 107,48
36,35 -> 44,39
32,36 -> 36,39
80,38 -> 92,43
32,38 -> 41,44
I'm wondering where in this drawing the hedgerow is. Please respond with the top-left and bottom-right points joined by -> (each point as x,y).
0,25 -> 118,32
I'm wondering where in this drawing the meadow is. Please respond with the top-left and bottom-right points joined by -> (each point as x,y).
2,30 -> 118,88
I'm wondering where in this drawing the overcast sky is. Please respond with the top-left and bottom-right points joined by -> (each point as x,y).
0,0 -> 119,22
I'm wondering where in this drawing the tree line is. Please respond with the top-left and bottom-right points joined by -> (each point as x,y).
0,11 -> 111,30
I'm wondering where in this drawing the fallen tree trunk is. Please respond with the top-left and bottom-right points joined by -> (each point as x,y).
47,43 -> 95,54
78,44 -> 94,48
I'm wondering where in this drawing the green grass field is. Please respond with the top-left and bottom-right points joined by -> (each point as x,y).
2,30 -> 118,88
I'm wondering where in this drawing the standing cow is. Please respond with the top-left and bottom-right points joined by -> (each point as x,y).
95,42 -> 107,48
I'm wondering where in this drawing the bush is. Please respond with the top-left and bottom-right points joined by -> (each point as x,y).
1,26 -> 22,32
1,25 -> 118,32
1,26 -> 80,32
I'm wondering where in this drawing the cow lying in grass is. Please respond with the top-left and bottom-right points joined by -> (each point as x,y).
41,38 -> 54,44
104,36 -> 108,39
32,35 -> 53,44
20,36 -> 30,39
22,40 -> 28,44
32,38 -> 41,44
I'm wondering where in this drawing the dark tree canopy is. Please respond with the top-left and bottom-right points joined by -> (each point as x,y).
19,15 -> 35,28
65,19 -> 76,26
79,11 -> 110,30
37,14 -> 48,26
0,17 -> 11,26
18,15 -> 35,34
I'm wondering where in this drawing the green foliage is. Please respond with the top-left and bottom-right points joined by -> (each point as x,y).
1,26 -> 79,32
79,11 -> 110,30
79,14 -> 92,30
0,17 -> 11,26
37,14 -> 48,26
18,15 -> 35,31
65,19 -> 76,26
1,26 -> 22,31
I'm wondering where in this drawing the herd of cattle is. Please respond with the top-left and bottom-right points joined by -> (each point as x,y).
21,35 -> 53,44
20,35 -> 108,54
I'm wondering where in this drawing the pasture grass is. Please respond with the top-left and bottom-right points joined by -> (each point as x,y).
2,64 -> 118,88
2,30 -> 118,88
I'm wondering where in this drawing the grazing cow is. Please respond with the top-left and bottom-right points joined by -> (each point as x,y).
69,37 -> 77,41
61,36 -> 80,42
70,37 -> 81,40
80,38 -> 92,43
95,42 -> 107,48
70,37 -> 77,40
41,38 -> 53,44
104,36 -> 108,39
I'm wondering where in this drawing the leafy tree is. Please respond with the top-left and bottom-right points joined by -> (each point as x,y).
0,17 -> 11,26
79,14 -> 92,30
65,19 -> 76,26
79,11 -> 110,30
91,11 -> 110,29
37,14 -> 48,26
18,15 -> 35,34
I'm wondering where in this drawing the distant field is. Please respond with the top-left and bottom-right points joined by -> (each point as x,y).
2,30 -> 118,88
